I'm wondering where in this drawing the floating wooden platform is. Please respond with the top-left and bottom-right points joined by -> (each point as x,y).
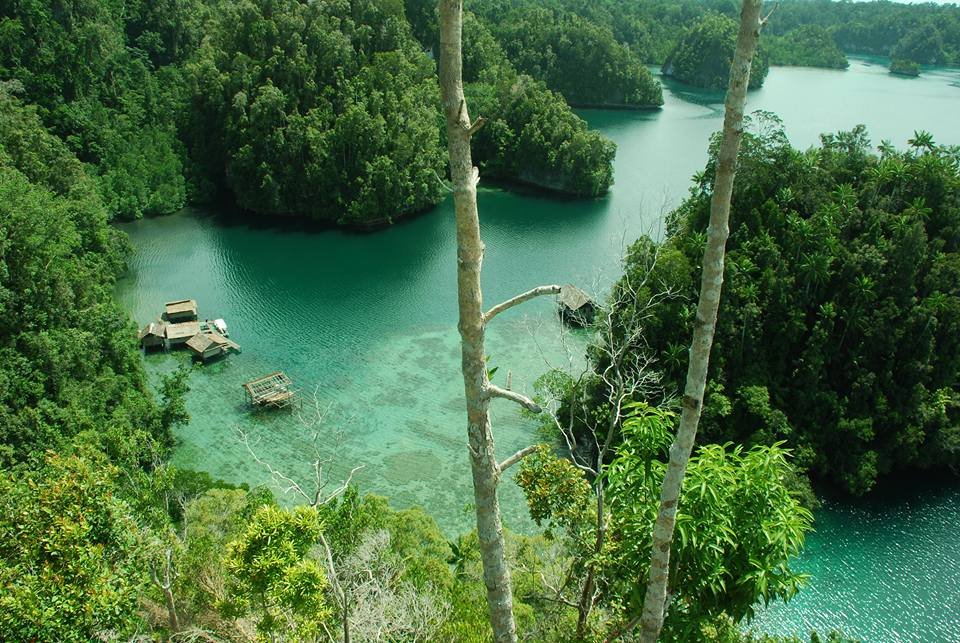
242,372 -> 298,409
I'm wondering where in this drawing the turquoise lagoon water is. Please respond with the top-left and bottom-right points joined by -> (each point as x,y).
116,59 -> 960,640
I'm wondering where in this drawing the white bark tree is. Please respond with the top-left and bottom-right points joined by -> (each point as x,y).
637,1 -> 768,640
437,2 -> 566,640
149,546 -> 181,634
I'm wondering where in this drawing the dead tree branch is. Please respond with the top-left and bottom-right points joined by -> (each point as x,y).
498,445 -> 539,473
468,116 -> 487,137
486,384 -> 542,413
484,285 -> 562,323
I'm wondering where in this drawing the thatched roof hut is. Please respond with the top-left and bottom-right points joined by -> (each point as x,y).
164,299 -> 198,323
138,321 -> 167,349
558,284 -> 596,327
186,333 -> 228,362
165,320 -> 201,345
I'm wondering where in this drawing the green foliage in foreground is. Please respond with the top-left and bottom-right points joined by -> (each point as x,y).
222,505 -> 330,638
766,25 -> 849,69
0,451 -> 839,642
614,115 -> 960,494
662,13 -> 770,90
0,452 -> 145,641
516,405 -> 812,639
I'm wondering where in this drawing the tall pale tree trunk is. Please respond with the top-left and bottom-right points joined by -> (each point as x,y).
437,2 -> 560,641
637,1 -> 766,641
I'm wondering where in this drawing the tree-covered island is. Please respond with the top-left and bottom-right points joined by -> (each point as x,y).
661,13 -> 770,89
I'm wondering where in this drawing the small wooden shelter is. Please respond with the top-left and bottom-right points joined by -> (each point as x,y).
138,321 -> 167,350
558,284 -> 596,327
165,320 -> 201,345
242,372 -> 298,409
186,332 -> 241,362
187,333 -> 223,362
164,299 -> 198,323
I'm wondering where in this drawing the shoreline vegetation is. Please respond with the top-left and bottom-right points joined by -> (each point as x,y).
1,0 -> 958,639
890,59 -> 922,77
1,0 -> 957,225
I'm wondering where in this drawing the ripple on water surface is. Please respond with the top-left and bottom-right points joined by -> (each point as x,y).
749,481 -> 960,642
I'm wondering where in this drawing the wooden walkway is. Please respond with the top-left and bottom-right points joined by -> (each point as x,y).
242,372 -> 298,409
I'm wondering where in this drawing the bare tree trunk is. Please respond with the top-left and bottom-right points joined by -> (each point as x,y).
637,2 -> 766,641
162,585 -> 180,634
437,5 -> 565,640
151,548 -> 180,634
438,2 -> 516,641
320,533 -> 350,643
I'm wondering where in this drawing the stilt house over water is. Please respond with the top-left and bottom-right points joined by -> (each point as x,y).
163,299 -> 198,323
138,321 -> 167,350
558,284 -> 596,327
138,298 -> 240,358
186,333 -> 240,362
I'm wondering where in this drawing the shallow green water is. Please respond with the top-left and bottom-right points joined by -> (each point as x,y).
749,478 -> 960,641
117,59 -> 960,640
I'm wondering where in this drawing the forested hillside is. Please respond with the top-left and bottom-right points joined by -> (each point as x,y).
467,0 -> 960,67
464,0 -> 960,83
3,0 -> 957,221
576,116 -> 960,495
0,0 -> 621,226
661,13 -> 770,89
0,89 -> 170,465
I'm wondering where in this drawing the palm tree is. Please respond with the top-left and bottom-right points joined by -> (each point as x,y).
877,139 -> 897,158
798,252 -> 832,297
908,130 -> 935,152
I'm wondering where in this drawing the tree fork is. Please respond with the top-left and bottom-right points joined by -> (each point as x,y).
636,1 -> 766,641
